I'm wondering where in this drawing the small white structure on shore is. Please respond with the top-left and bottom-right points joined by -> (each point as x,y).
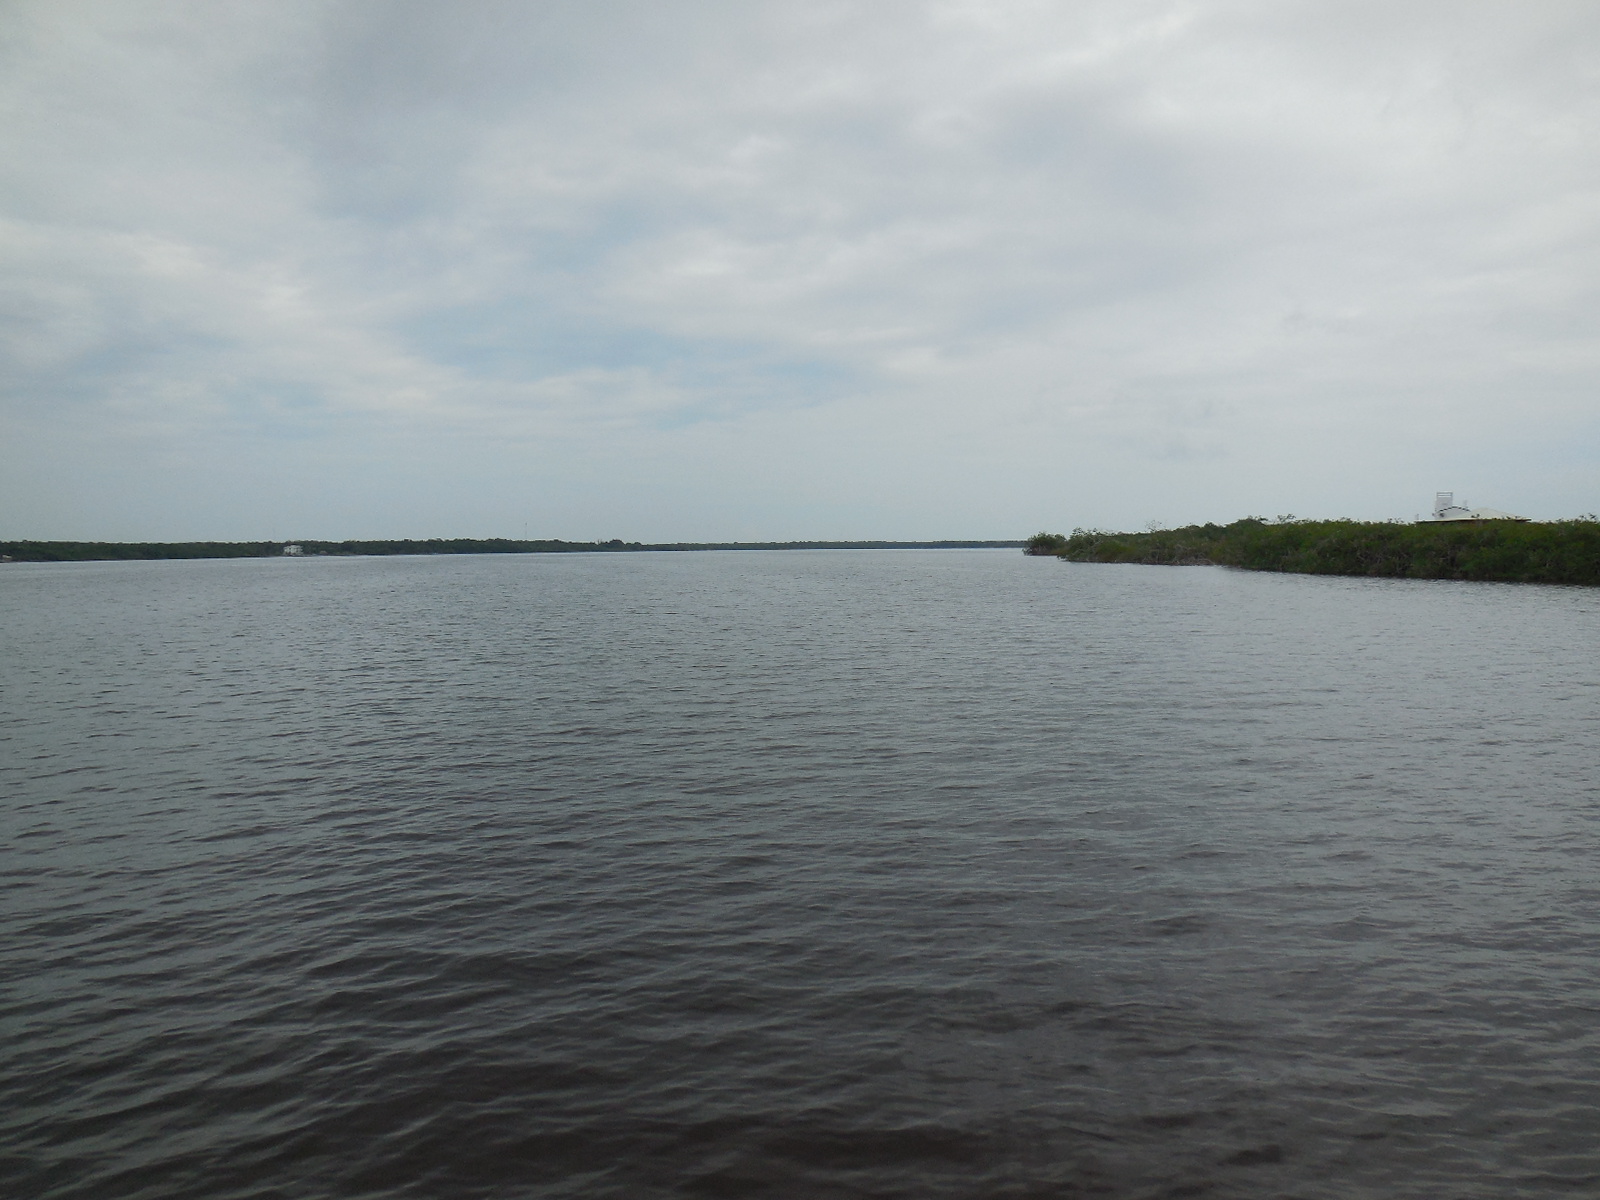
282,543 -> 304,556
1421,492 -> 1528,523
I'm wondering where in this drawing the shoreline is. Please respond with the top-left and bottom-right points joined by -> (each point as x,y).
1029,519 -> 1600,587
0,538 -> 1024,563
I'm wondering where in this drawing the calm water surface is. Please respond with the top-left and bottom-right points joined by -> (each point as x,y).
3,551 -> 1599,1199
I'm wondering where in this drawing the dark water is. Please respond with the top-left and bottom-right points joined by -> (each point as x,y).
4,551 -> 1599,1199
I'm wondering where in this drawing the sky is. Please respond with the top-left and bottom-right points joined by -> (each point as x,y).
3,0 -> 1598,541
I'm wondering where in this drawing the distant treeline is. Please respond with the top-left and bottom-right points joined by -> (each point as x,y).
0,538 -> 1023,563
1025,518 -> 1600,586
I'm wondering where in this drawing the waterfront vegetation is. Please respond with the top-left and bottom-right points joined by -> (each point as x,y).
0,538 -> 1024,563
1028,518 -> 1600,585
1023,531 -> 1070,556
0,538 -> 592,562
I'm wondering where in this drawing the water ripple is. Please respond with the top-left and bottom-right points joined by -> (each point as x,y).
3,552 -> 1598,1197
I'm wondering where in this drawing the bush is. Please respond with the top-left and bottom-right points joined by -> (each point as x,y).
1051,518 -> 1600,585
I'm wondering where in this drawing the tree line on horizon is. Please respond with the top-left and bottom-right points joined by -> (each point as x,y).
1025,517 -> 1600,586
0,537 -> 1025,563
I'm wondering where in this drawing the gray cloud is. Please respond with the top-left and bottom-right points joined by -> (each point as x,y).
3,0 -> 1598,538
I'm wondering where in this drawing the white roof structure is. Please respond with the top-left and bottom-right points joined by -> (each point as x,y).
1420,492 -> 1528,523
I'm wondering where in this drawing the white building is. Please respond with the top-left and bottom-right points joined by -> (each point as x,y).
1420,492 -> 1528,523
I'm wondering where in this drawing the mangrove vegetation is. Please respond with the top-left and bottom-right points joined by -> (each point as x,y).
0,538 -> 1024,563
1029,518 -> 1600,586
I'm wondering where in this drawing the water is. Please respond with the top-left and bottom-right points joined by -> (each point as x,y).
3,550 -> 1598,1199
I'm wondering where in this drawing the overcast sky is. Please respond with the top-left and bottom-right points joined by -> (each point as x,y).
3,1 -> 1598,540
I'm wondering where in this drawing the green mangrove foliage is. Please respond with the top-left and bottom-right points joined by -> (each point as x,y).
1051,517 -> 1600,586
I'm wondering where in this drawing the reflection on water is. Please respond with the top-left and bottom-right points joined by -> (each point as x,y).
3,551 -> 1599,1198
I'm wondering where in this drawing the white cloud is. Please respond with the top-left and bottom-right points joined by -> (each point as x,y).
3,0 -> 1598,538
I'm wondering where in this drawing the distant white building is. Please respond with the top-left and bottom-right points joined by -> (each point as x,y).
1420,492 -> 1528,523
282,543 -> 304,556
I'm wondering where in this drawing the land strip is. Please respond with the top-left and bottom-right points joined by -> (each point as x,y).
1028,519 -> 1600,586
1,538 -> 1023,563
